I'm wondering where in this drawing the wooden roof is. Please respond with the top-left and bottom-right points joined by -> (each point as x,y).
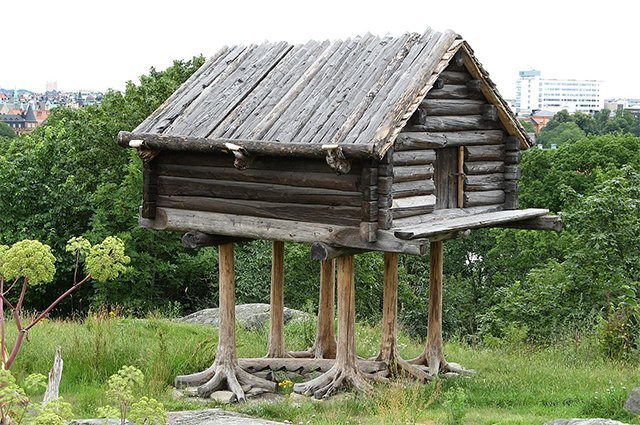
133,28 -> 530,159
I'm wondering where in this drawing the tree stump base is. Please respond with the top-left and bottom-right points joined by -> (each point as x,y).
293,363 -> 372,399
175,360 -> 276,401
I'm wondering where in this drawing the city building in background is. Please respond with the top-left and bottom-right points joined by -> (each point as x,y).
515,69 -> 603,115
0,87 -> 104,134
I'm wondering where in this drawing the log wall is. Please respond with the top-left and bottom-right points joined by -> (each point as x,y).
390,62 -> 518,226
152,151 -> 364,227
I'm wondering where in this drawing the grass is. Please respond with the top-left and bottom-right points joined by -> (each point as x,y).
7,313 -> 640,424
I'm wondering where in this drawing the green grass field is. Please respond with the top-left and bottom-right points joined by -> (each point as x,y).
9,314 -> 640,424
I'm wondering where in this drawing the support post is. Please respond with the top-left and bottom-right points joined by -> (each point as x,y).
314,260 -> 337,358
294,255 -> 371,398
290,259 -> 338,359
374,253 -> 430,382
425,240 -> 444,375
377,252 -> 398,361
410,241 -> 473,377
175,243 -> 276,400
266,241 -> 288,358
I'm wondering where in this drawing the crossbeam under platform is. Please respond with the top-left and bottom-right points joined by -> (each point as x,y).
394,208 -> 549,240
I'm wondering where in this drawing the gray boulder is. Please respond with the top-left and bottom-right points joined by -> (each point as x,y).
178,303 -> 310,330
624,387 -> 640,414
168,409 -> 284,425
544,420 -> 630,425
70,409 -> 285,425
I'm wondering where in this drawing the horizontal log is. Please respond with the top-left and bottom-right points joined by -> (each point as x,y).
463,161 -> 504,175
392,194 -> 436,209
395,130 -> 504,150
424,84 -> 483,100
140,208 -> 428,255
182,231 -> 252,248
392,149 -> 436,165
465,145 -> 505,162
310,242 -> 367,260
464,173 -> 505,191
393,164 -> 434,183
238,358 -> 387,374
156,163 -> 359,192
464,190 -> 505,207
157,176 -> 362,207
394,208 -> 549,240
392,179 -> 435,198
157,195 -> 361,226
118,131 -> 375,159
420,99 -> 488,116
409,115 -> 501,132
160,151 -> 363,175
438,70 -> 471,84
496,215 -> 562,232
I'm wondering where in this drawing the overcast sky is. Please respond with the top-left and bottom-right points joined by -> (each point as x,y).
3,0 -> 639,99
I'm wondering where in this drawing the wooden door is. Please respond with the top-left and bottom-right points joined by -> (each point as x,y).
434,147 -> 458,209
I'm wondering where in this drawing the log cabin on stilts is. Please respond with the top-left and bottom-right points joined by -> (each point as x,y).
118,27 -> 562,401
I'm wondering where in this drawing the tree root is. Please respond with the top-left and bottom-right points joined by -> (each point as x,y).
408,354 -> 475,378
175,363 -> 276,401
386,357 -> 433,382
293,364 -> 372,399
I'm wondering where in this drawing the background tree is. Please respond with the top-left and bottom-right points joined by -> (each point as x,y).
0,123 -> 16,139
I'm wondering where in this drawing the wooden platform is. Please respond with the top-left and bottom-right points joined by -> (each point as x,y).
394,208 -> 549,240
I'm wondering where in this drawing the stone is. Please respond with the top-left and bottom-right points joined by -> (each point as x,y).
183,386 -> 199,397
69,421 -> 126,425
210,390 -> 236,403
544,420 -> 630,425
443,372 -> 460,379
168,409 -> 285,425
624,387 -> 640,415
177,303 -> 310,331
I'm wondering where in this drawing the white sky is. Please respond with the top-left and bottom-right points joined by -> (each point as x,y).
3,0 -> 639,99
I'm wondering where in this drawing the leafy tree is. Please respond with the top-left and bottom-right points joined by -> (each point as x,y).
537,121 -> 585,148
519,120 -> 535,133
0,122 -> 16,139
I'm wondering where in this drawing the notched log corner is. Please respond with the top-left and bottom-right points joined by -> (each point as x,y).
323,145 -> 352,174
224,142 -> 254,170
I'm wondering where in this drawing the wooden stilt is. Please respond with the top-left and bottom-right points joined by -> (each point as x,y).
293,255 -> 371,398
410,241 -> 473,377
425,240 -> 445,375
314,259 -> 337,358
266,241 -> 289,358
291,259 -> 337,359
175,243 -> 276,400
375,252 -> 430,382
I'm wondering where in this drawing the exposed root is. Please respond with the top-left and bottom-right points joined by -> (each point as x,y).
175,363 -> 276,401
293,364 -> 372,399
408,354 -> 475,378
288,349 -> 314,359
